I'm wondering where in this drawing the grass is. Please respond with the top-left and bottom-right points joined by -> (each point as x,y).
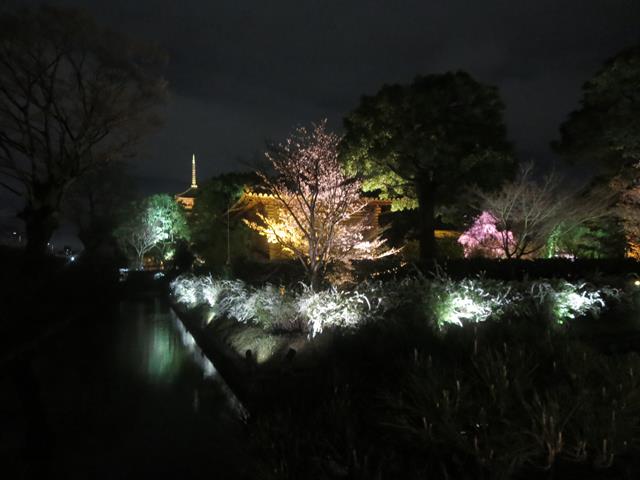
226,327 -> 288,364
241,307 -> 640,479
169,269 -> 640,478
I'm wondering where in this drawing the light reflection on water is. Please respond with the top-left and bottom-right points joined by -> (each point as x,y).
145,316 -> 185,382
169,310 -> 248,418
121,299 -> 246,417
5,297 -> 249,478
171,313 -> 217,378
117,299 -> 191,385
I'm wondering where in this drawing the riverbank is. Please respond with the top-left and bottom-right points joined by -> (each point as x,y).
168,273 -> 640,479
170,300 -> 337,413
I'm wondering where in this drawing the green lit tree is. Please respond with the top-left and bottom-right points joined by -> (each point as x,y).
554,45 -> 640,173
114,194 -> 190,269
342,72 -> 515,261
548,218 -> 626,259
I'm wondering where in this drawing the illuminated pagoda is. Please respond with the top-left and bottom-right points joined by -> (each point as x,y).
175,154 -> 198,210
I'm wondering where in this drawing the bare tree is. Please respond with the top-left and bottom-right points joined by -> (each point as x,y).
244,121 -> 391,289
477,163 -> 611,258
115,210 -> 164,270
0,6 -> 167,256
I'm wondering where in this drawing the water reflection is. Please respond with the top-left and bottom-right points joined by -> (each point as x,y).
171,314 -> 217,379
146,317 -> 184,382
4,298 -> 248,479
122,300 -> 245,416
117,300 -> 202,385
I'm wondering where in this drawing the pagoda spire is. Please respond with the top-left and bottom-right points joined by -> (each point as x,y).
191,154 -> 198,188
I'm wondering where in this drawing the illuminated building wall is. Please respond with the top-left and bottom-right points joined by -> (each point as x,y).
238,190 -> 391,261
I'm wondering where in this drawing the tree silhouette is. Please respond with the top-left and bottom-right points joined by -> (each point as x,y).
0,6 -> 167,256
554,45 -> 640,173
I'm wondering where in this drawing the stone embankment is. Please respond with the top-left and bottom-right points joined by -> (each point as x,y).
170,300 -> 331,413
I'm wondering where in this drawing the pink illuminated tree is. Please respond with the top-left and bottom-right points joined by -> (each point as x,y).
458,211 -> 514,258
244,120 -> 391,288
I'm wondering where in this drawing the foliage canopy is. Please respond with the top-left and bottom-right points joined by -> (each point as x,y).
114,194 -> 189,269
342,71 -> 515,260
554,45 -> 640,172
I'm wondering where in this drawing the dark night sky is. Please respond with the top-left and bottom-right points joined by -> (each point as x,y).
9,0 -> 640,195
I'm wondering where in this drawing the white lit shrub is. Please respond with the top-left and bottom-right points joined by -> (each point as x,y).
296,280 -> 410,336
170,275 -> 402,336
169,275 -> 201,307
199,275 -> 222,308
421,276 -> 516,328
528,280 -> 620,325
297,286 -> 371,336
231,284 -> 296,328
170,274 -> 623,334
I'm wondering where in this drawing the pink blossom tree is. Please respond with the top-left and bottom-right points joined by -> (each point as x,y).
245,121 -> 391,288
458,211 -> 514,258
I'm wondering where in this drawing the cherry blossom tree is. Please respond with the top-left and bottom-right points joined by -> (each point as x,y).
244,121 -> 391,289
458,211 -> 515,258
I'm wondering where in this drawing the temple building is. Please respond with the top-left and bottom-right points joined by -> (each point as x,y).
173,156 -> 460,261
236,190 -> 391,261
175,154 -> 199,210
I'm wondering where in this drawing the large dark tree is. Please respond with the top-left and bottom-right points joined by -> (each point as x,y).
554,45 -> 640,173
63,162 -> 137,253
342,71 -> 515,262
554,46 -> 640,254
0,6 -> 167,256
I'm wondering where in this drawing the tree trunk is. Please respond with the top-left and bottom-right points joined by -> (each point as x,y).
416,179 -> 437,265
20,204 -> 59,258
309,266 -> 322,291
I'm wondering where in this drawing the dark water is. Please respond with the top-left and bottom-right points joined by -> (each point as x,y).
1,299 -> 248,479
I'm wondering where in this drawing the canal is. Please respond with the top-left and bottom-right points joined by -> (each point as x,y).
2,298 -> 249,479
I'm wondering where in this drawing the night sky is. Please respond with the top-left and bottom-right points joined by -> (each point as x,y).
9,0 -> 640,194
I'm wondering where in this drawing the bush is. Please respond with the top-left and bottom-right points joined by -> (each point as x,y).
170,274 -> 626,336
170,276 -> 407,336
420,275 -> 516,328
